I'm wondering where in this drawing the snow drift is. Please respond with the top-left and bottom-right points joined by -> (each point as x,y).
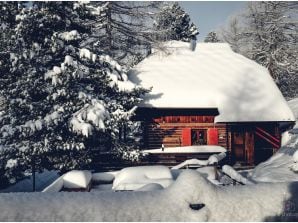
250,97 -> 298,183
1,170 -> 298,221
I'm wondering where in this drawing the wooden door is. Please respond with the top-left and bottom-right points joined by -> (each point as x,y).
232,130 -> 245,162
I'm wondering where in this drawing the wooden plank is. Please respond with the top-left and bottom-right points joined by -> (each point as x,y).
245,131 -> 254,165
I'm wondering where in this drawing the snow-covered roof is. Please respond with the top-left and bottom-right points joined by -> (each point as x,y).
129,41 -> 295,122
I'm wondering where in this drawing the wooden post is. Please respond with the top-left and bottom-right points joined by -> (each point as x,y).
245,131 -> 254,165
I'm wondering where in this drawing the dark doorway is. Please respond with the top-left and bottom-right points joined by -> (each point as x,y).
231,129 -> 245,162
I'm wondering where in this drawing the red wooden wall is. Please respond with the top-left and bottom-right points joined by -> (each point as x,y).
144,115 -> 228,150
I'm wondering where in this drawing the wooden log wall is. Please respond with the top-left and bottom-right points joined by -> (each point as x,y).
144,115 -> 228,149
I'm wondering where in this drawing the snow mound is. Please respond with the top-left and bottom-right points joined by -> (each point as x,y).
112,166 -> 173,191
251,144 -> 298,183
293,150 -> 298,163
63,170 -> 92,189
251,97 -> 298,183
129,41 -> 294,122
1,170 -> 298,221
196,166 -> 219,185
42,175 -> 64,192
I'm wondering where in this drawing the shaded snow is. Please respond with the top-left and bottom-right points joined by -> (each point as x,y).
1,170 -> 298,221
129,41 -> 294,122
136,183 -> 164,191
1,170 -> 59,193
92,171 -> 118,184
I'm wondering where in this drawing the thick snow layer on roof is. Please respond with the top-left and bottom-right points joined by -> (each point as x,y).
129,41 -> 294,122
143,145 -> 226,154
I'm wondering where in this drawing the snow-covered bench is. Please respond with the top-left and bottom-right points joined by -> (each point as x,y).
112,165 -> 174,191
43,170 -> 92,192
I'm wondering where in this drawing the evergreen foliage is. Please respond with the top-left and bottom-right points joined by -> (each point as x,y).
204,31 -> 220,43
154,2 -> 199,42
0,2 -> 148,188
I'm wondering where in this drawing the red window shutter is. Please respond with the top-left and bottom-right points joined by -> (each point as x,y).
182,128 -> 191,146
207,128 -> 218,145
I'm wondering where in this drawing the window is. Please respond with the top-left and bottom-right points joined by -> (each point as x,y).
191,129 -> 207,145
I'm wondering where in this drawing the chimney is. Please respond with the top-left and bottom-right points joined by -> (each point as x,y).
190,39 -> 197,51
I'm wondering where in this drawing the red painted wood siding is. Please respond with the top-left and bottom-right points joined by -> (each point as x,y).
145,115 -> 228,150
182,128 -> 192,146
207,128 -> 218,145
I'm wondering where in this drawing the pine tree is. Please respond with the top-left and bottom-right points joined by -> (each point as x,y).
0,1 -> 28,186
154,2 -> 199,42
78,1 -> 161,67
0,2 -> 148,188
204,31 -> 220,43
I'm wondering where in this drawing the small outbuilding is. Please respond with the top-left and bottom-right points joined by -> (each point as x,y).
129,41 -> 295,166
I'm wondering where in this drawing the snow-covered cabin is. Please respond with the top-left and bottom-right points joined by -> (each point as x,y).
129,41 -> 295,165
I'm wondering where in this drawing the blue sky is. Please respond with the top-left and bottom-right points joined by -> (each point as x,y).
179,1 -> 247,41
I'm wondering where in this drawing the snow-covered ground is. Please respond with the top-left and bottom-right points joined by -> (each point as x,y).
0,170 -> 59,193
1,170 -> 298,221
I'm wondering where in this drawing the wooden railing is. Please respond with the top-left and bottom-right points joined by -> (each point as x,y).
255,127 -> 280,148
